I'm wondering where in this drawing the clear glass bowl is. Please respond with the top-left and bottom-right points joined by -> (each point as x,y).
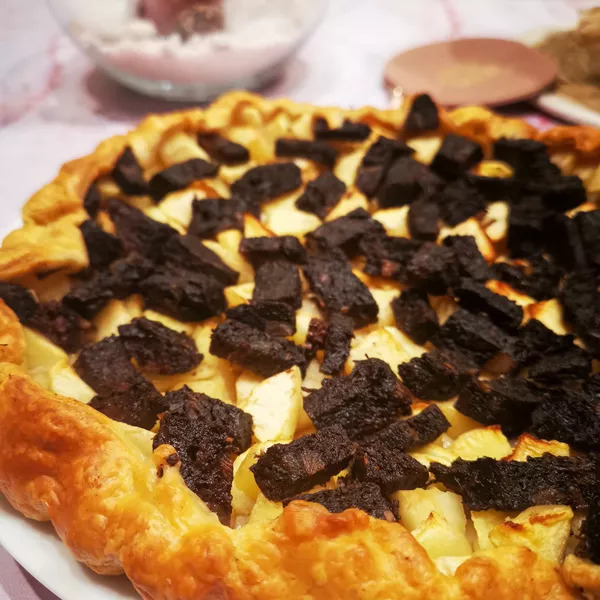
49,0 -> 326,101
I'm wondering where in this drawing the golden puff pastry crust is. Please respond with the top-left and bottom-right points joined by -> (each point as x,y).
0,91 -> 598,600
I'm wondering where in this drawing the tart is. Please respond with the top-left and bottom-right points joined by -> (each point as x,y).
0,91 -> 599,599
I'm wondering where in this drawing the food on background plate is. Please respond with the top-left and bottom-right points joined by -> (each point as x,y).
0,91 -> 600,598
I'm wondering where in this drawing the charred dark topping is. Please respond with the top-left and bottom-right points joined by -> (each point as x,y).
140,268 -> 226,322
112,147 -> 149,195
528,346 -> 591,385
287,480 -> 399,522
63,273 -> 115,319
303,358 -> 412,439
154,386 -> 253,523
432,308 -> 514,367
430,455 -> 598,511
313,117 -> 371,142
398,349 -> 476,401
188,197 -> 244,239
545,213 -> 588,270
275,138 -> 338,169
106,253 -> 156,298
391,288 -> 438,345
230,162 -> 302,208
0,282 -> 38,322
453,278 -> 523,333
226,301 -> 296,337
209,318 -> 306,377
403,94 -> 439,135
239,236 -> 307,267
580,497 -> 600,564
320,313 -> 354,376
107,199 -> 177,261
376,156 -> 443,209
466,171 -> 519,203
197,133 -> 250,165
303,253 -> 378,328
431,134 -> 483,180
295,171 -> 346,219
355,136 -> 413,197
584,373 -> 600,397
360,234 -> 422,281
506,197 -> 550,259
79,219 -> 122,270
455,376 -> 544,437
512,319 -> 575,368
83,180 -> 101,218
149,158 -> 219,202
252,259 -> 302,309
305,318 -> 328,362
305,208 -> 385,257
576,209 -> 600,270
250,425 -> 354,501
438,178 -> 487,226
493,137 -> 553,179
118,317 -> 202,375
405,242 -> 457,295
162,234 -> 239,285
490,254 -> 561,300
529,174 -> 586,212
404,404 -> 451,445
408,199 -> 440,241
442,235 -> 490,282
530,388 -> 600,452
26,301 -> 91,352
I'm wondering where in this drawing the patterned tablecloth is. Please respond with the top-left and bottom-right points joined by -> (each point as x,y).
0,0 -> 597,597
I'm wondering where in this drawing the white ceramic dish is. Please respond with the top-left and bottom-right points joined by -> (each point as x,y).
520,27 -> 600,128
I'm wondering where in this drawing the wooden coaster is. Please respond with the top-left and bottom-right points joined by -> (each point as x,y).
384,38 -> 558,107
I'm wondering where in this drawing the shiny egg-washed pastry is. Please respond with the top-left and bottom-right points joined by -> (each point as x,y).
0,91 -> 599,600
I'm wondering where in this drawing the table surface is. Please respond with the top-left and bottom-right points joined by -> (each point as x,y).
0,0 -> 598,597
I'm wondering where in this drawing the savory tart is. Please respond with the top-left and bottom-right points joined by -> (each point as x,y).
0,91 -> 599,600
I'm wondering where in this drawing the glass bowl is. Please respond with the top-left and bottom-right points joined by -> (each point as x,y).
49,0 -> 326,101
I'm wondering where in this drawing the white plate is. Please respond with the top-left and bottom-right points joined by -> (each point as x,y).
520,27 -> 600,128
0,490 -> 138,599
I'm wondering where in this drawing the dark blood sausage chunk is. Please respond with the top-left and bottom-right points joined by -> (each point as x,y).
108,253 -> 156,298
250,425 -> 354,502
286,481 -> 398,522
432,309 -> 514,367
320,313 -> 354,376
83,180 -> 101,218
305,208 -> 385,257
406,404 -> 451,445
493,137 -> 553,179
355,136 -> 413,197
530,388 -> 600,452
528,346 -> 591,385
584,373 -> 600,397
430,134 -> 483,179
453,278 -> 523,332
442,235 -> 490,282
118,317 -> 202,375
507,197 -> 550,259
197,133 -> 249,165
162,234 -> 238,285
398,349 -> 476,401
431,455 -> 598,511
313,117 -> 371,142
545,213 -> 588,271
112,147 -> 149,195
153,386 -> 253,524
295,171 -> 346,219
405,242 -> 457,295
408,199 -> 439,241
230,162 -> 302,208
361,235 -> 422,282
108,199 -> 178,261
226,301 -> 296,337
455,376 -> 544,437
0,283 -> 38,322
79,219 -> 122,270
576,209 -> 600,269
353,446 -> 428,495
188,197 -> 244,239
582,498 -> 600,565
149,158 -> 219,202
403,93 -> 439,135
305,318 -> 329,360
466,171 -> 519,204
27,301 -> 91,352
140,269 -> 226,322
512,319 -> 575,368
275,138 -> 338,168
303,358 -> 412,439
438,178 -> 487,226
303,254 -> 378,328
239,235 -> 307,267
63,273 -> 115,319
209,318 -> 306,377
530,174 -> 587,212
252,259 -> 302,309
391,288 -> 438,345
377,156 -> 443,208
